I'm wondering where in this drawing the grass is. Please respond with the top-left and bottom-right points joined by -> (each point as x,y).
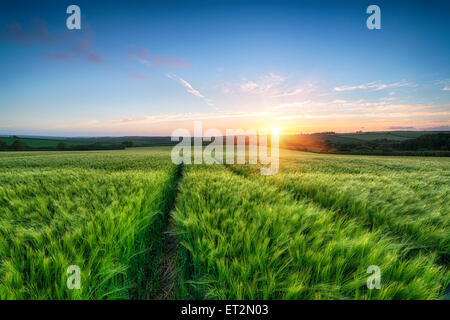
0,148 -> 178,299
174,163 -> 448,299
239,151 -> 449,258
0,147 -> 448,299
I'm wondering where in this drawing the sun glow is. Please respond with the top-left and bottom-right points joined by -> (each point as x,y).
270,127 -> 280,140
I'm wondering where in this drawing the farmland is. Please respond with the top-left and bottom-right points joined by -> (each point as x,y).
0,147 -> 448,299
0,148 -> 179,299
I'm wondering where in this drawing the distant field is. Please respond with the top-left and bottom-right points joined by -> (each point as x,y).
0,147 -> 448,299
2,131 -> 448,151
327,131 -> 441,143
0,136 -> 175,148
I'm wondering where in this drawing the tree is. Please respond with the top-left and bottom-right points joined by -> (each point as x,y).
11,139 -> 28,150
90,142 -> 104,149
122,140 -> 134,148
0,139 -> 7,151
57,141 -> 69,150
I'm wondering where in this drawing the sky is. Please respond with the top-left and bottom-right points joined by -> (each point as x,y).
0,0 -> 449,136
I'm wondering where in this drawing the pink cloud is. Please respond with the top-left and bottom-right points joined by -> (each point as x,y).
44,53 -> 72,61
87,53 -> 103,64
1,18 -> 104,65
129,72 -> 148,80
128,45 -> 188,68
2,19 -> 53,44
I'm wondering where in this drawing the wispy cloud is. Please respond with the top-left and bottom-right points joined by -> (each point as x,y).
219,74 -> 317,105
388,126 -> 416,129
1,18 -> 103,65
423,125 -> 450,131
54,111 -> 278,130
0,19 -> 54,44
128,45 -> 188,68
112,111 -> 277,125
270,88 -> 304,98
238,73 -> 285,94
166,73 -> 218,110
435,79 -> 450,91
87,53 -> 103,64
128,72 -> 147,80
275,110 -> 450,121
44,53 -> 72,61
35,99 -> 450,134
334,81 -> 415,92
43,51 -> 103,64
167,73 -> 204,98
272,100 -> 312,110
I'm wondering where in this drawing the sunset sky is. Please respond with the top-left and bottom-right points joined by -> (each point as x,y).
0,0 -> 449,136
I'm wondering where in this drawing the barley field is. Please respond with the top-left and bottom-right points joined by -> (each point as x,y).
0,148 -> 179,299
0,147 -> 448,299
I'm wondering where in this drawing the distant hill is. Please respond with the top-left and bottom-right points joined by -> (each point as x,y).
326,131 -> 434,143
1,132 -> 449,156
0,137 -> 90,148
280,131 -> 450,156
0,135 -> 177,151
64,136 -> 175,147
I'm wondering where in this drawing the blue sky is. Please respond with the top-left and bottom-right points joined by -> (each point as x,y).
0,0 -> 449,136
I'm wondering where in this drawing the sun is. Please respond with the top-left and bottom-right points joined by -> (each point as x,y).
269,126 -> 281,139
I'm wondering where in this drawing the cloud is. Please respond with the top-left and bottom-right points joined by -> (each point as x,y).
270,97 -> 450,124
1,19 -> 53,44
334,81 -> 415,92
87,53 -> 103,64
275,110 -> 450,122
1,18 -> 104,65
54,111 -> 278,130
270,88 -> 304,98
422,125 -> 450,131
128,72 -> 147,80
44,53 -> 72,61
435,79 -> 450,91
128,46 -> 188,68
272,100 -> 312,110
238,73 -> 285,94
219,74 -> 316,104
387,126 -> 416,130
167,73 -> 204,98
111,111 -> 277,125
166,73 -> 218,110
43,51 -> 103,64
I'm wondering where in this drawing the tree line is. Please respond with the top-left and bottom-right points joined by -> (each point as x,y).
0,139 -> 135,151
326,133 -> 450,156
